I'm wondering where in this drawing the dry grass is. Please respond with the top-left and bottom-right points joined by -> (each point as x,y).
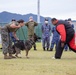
0,43 -> 76,75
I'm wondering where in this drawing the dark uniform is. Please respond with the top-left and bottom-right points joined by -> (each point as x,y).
50,27 -> 60,51
41,24 -> 51,51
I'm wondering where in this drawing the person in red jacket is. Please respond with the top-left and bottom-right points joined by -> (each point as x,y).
51,18 -> 76,59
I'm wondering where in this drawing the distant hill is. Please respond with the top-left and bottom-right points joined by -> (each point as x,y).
0,11 -> 75,24
0,11 -> 51,23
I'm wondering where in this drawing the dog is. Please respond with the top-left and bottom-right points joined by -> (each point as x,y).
12,38 -> 35,58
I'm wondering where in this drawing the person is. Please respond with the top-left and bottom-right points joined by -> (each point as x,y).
50,26 -> 60,51
68,18 -> 74,28
1,19 -> 25,59
41,18 -> 51,51
50,26 -> 68,51
51,18 -> 76,59
0,19 -> 17,49
68,18 -> 74,51
25,16 -> 38,50
9,19 -> 17,44
10,32 -> 17,44
63,19 -> 69,51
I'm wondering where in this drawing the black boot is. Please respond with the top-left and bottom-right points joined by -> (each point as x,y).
43,47 -> 45,51
49,48 -> 53,51
47,48 -> 49,51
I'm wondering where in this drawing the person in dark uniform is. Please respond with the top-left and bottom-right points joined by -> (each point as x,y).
50,26 -> 60,51
68,18 -> 74,28
41,18 -> 51,51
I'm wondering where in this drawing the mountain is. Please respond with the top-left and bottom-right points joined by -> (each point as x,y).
0,11 -> 51,23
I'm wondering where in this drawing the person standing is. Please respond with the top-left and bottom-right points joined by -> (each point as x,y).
41,18 -> 51,51
50,26 -> 68,51
63,19 -> 69,51
50,26 -> 60,51
68,18 -> 74,28
51,18 -> 76,59
25,16 -> 38,50
1,19 -> 25,59
68,18 -> 74,51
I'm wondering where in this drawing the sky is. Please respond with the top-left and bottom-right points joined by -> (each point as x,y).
0,0 -> 76,20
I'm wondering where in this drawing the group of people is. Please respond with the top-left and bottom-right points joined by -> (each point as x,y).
0,16 -> 76,59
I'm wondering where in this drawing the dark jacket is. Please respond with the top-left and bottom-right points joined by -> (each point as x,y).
56,20 -> 75,43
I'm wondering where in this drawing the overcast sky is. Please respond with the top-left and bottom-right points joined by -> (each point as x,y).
0,0 -> 76,20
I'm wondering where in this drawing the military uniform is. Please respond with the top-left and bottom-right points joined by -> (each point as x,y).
25,21 -> 38,50
1,22 -> 18,59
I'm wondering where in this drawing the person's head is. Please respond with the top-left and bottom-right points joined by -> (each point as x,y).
65,19 -> 68,22
11,19 -> 16,22
45,18 -> 48,24
17,19 -> 24,26
51,18 -> 58,26
29,16 -> 33,21
68,18 -> 72,24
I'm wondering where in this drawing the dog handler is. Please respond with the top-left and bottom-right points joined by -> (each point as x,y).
51,18 -> 76,59
1,19 -> 25,59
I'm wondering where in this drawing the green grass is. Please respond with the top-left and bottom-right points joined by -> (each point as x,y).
0,43 -> 76,75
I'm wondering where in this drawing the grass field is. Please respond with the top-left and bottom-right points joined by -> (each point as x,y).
0,43 -> 76,75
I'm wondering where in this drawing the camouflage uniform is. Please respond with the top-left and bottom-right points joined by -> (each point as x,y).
25,21 -> 38,50
25,21 -> 38,37
1,22 -> 18,55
